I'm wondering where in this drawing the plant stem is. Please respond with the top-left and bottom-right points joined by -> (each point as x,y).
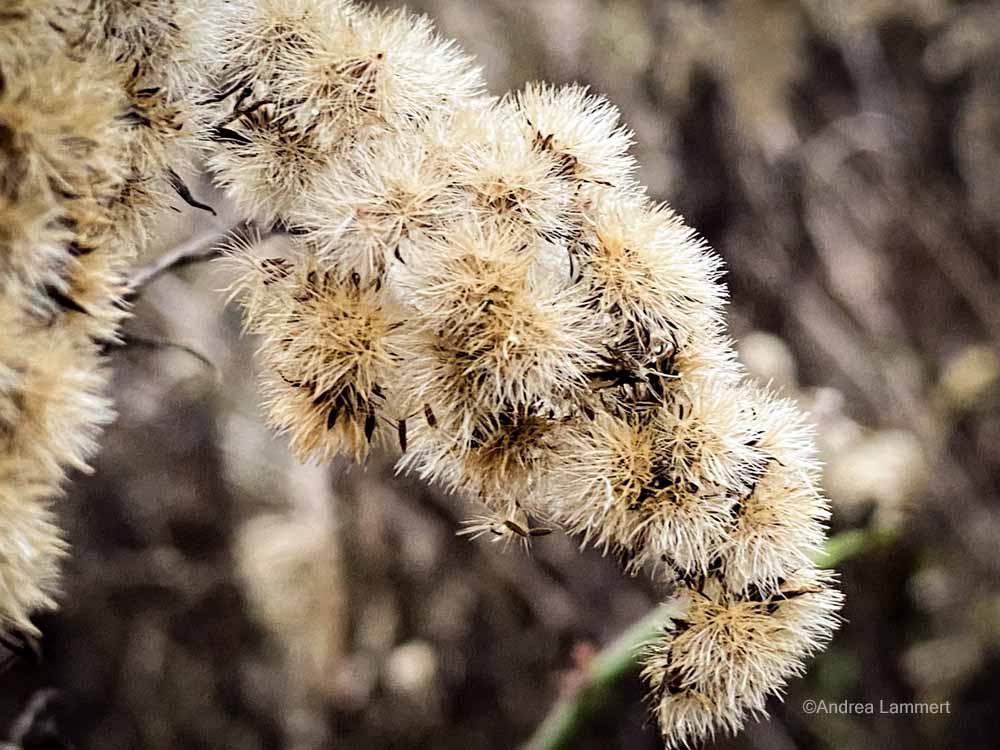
523,603 -> 675,750
124,220 -> 261,303
522,527 -> 890,750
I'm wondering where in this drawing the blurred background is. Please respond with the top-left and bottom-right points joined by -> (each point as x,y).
3,0 -> 1000,748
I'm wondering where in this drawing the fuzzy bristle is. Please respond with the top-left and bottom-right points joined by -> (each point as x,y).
1,0 -> 212,634
644,571 -> 843,748
514,82 -> 638,190
231,255 -> 401,462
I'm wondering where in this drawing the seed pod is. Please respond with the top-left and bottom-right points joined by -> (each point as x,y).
542,377 -> 767,576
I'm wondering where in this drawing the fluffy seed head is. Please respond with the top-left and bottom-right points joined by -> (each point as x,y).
0,459 -> 68,635
113,63 -> 200,245
394,223 -> 601,417
280,5 -> 485,136
0,191 -> 68,323
585,322 -> 742,418
0,1 -> 81,75
206,106 -> 330,226
84,0 -> 222,93
430,100 -> 575,241
577,189 -> 727,346
232,255 -> 400,462
0,327 -> 114,481
514,82 -> 638,189
291,130 -> 466,283
644,570 -> 843,748
543,378 -> 768,575
202,0 -> 359,222
0,52 -> 128,338
0,55 -> 125,212
398,400 -> 571,499
203,4 -> 844,746
204,0 -> 483,224
719,388 -> 830,594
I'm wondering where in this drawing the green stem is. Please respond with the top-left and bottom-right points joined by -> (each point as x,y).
523,603 -> 672,750
522,528 -> 890,750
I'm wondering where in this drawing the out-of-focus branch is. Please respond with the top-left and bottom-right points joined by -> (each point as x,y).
124,219 -> 262,303
115,333 -> 221,380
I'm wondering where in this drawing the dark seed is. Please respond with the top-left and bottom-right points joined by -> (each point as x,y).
168,169 -> 216,215
326,406 -> 340,430
44,285 -> 89,315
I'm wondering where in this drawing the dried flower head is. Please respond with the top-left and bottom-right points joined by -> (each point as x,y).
231,254 -> 401,462
543,377 -> 768,576
1,0 -> 214,639
718,387 -> 830,595
200,2 -> 844,746
85,0 -> 220,93
431,100 -> 575,241
279,4 -> 484,132
290,130 -> 466,283
514,82 -> 638,189
0,320 -> 113,632
399,398 -> 572,501
203,0 -> 483,225
0,0 -> 82,75
0,326 -> 113,482
0,459 -> 68,634
393,223 -> 600,418
576,188 -> 727,346
644,570 -> 843,748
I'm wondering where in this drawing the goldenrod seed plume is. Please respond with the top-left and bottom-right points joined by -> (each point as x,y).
514,82 -> 638,190
1,0 -> 214,634
200,2 -> 845,746
0,461 -> 69,635
203,0 -> 484,225
230,254 -> 401,463
644,571 -> 843,748
291,130 -> 467,283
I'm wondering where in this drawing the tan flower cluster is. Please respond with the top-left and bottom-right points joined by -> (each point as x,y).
0,0 -> 211,634
211,1 -> 843,745
3,1 -> 842,743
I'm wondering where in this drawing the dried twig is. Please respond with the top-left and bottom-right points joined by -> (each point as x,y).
115,333 -> 221,381
124,219 -> 261,303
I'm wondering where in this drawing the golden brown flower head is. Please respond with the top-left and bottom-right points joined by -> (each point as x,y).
290,129 -> 467,284
543,377 -> 767,576
201,4 -> 845,746
718,387 -> 830,595
576,188 -> 727,348
392,223 -> 601,419
203,0 -> 483,225
231,253 -> 401,462
644,570 -> 843,748
84,0 -> 221,93
0,458 -> 69,635
514,82 -> 638,189
427,99 -> 575,241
